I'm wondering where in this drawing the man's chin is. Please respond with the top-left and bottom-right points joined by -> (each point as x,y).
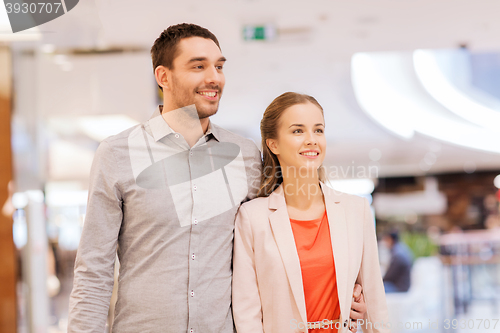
196,105 -> 219,119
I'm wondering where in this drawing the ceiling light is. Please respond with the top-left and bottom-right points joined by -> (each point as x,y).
331,178 -> 375,195
414,49 -> 500,131
78,115 -> 139,142
351,51 -> 500,153
493,175 -> 500,189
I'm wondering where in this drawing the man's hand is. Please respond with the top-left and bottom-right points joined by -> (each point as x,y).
349,284 -> 367,332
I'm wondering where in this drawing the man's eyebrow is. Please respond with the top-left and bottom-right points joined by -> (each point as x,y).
187,56 -> 227,63
187,57 -> 208,63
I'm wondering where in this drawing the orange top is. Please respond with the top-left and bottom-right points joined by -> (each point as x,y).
290,211 -> 340,333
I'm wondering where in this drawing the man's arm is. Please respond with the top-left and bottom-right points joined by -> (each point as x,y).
243,142 -> 262,201
68,140 -> 123,333
349,284 -> 367,332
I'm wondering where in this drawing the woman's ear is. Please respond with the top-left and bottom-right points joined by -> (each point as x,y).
266,138 -> 279,155
154,65 -> 170,91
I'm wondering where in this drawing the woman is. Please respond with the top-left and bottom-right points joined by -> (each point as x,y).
232,92 -> 390,333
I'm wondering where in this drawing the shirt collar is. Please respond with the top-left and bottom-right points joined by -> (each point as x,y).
147,105 -> 220,142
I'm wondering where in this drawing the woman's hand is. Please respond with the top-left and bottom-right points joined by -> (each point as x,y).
349,284 -> 367,332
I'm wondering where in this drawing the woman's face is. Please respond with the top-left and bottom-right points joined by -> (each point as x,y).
267,102 -> 326,176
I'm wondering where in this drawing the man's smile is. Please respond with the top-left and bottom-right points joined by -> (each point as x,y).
197,90 -> 218,100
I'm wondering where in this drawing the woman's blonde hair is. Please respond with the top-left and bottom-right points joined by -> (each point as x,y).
258,92 -> 327,197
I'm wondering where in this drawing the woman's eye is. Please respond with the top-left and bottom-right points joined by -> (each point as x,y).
315,129 -> 324,133
293,129 -> 302,134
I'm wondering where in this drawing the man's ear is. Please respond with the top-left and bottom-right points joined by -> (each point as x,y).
154,65 -> 170,91
266,138 -> 279,155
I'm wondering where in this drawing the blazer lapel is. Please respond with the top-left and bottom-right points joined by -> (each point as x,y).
268,185 -> 308,326
322,182 -> 349,325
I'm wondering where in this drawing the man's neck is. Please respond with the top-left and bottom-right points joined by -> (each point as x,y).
160,105 -> 210,147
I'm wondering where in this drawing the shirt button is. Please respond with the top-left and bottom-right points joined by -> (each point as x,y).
192,253 -> 195,260
190,329 -> 194,333
193,185 -> 197,191
190,151 -> 193,156
175,134 -> 179,138
194,219 -> 198,225
191,290 -> 194,297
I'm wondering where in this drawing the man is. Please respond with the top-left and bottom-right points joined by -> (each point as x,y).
383,231 -> 413,293
68,23 -> 366,333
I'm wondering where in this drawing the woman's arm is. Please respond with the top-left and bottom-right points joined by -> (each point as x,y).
232,205 -> 265,333
355,198 -> 391,333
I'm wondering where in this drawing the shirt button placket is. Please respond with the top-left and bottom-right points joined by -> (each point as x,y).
187,150 -> 199,332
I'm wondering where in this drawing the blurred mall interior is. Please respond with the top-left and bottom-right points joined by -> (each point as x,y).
1,0 -> 500,332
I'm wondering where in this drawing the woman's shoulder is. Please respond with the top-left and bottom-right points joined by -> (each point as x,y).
240,195 -> 271,212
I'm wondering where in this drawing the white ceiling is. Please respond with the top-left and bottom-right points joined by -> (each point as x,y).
10,0 -> 500,180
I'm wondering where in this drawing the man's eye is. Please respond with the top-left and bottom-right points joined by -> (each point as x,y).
194,65 -> 203,69
216,65 -> 224,70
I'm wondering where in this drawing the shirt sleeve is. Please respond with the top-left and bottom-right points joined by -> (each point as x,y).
356,198 -> 391,333
243,142 -> 262,202
232,205 -> 264,333
68,140 -> 123,333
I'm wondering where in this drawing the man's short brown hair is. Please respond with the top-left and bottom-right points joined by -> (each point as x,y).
151,23 -> 221,90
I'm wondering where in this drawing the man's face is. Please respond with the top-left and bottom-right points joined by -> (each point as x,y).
167,37 -> 226,119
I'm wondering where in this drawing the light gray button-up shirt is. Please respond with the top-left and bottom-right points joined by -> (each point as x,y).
68,106 -> 262,333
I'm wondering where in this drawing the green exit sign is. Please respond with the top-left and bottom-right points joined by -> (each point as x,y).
243,24 -> 277,41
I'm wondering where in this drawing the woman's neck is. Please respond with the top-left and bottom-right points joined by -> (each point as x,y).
281,170 -> 323,212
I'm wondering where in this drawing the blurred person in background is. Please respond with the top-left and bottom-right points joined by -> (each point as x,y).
382,231 -> 413,293
68,24 -> 366,333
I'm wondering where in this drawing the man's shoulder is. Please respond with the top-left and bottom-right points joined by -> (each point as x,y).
99,124 -> 143,150
211,123 -> 259,152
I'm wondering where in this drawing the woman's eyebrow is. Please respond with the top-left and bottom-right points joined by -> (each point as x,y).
288,123 -> 324,128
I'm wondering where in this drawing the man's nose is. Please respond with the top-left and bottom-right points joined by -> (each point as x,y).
205,66 -> 223,85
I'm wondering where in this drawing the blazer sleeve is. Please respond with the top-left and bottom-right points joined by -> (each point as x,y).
232,205 -> 264,333
356,198 -> 391,333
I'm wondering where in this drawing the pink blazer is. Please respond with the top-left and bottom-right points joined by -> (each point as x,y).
232,182 -> 390,333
